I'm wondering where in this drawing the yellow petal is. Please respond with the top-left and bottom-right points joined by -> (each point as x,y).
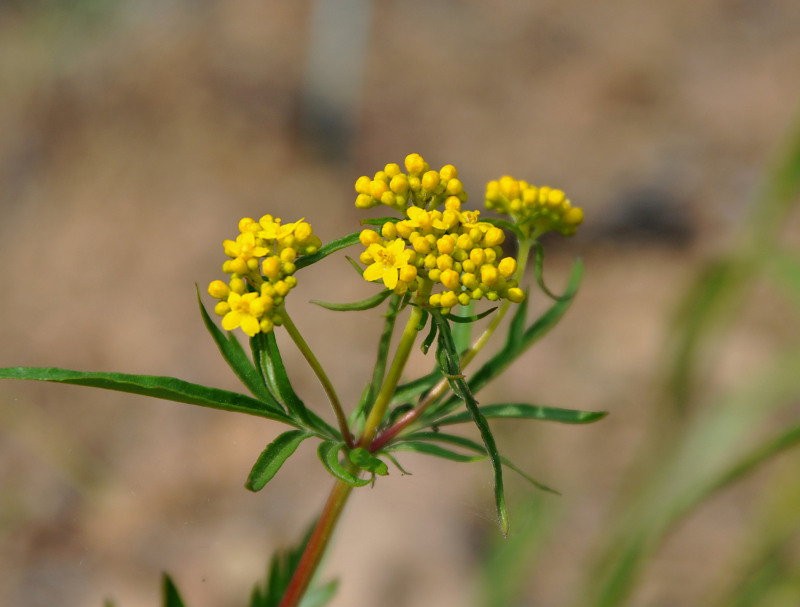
383,268 -> 399,290
363,262 -> 384,282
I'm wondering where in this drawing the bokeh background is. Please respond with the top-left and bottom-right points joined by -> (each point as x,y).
1,1 -> 799,606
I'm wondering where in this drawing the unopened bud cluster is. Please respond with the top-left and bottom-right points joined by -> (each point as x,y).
356,154 -> 526,311
354,153 -> 469,213
207,216 -> 321,336
485,176 -> 584,236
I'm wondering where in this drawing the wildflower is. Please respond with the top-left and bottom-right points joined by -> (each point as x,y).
363,239 -> 415,291
208,215 -> 321,336
485,176 -> 584,237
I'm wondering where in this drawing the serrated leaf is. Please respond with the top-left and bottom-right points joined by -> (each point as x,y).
197,288 -> 280,408
162,574 -> 187,607
245,430 -> 312,492
0,366 -> 295,424
317,442 -> 370,487
311,289 -> 392,311
434,403 -> 608,427
348,447 -> 389,476
294,231 -> 361,270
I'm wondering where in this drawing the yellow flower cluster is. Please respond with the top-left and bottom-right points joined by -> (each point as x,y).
354,153 -> 469,213
207,216 -> 322,336
485,176 -> 584,237
357,156 -> 525,311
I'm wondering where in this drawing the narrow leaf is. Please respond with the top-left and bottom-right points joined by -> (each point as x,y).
360,216 -> 402,226
311,289 -> 392,311
245,430 -> 311,492
317,442 -> 370,487
197,288 -> 279,407
388,440 -> 485,463
162,574 -> 187,607
451,301 -> 475,354
294,231 -> 361,270
435,403 -> 608,427
432,312 -> 509,535
444,307 -> 497,323
0,366 -> 295,424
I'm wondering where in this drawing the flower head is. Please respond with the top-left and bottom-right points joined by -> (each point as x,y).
208,215 -> 321,336
363,239 -> 415,291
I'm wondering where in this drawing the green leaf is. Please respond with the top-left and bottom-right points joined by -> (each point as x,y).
451,301 -> 475,354
162,574 -> 187,607
197,288 -> 282,408
431,312 -> 509,535
532,242 -> 571,300
421,312 -> 437,354
434,403 -> 608,427
444,306 -> 497,323
294,231 -> 361,270
317,442 -> 370,486
0,366 -> 296,424
481,217 -> 525,240
388,440 -> 485,463
390,370 -> 442,407
256,332 -> 337,438
310,289 -> 392,311
245,430 -> 312,492
404,432 -> 559,495
348,447 -> 389,476
466,259 -> 583,398
250,523 -> 338,607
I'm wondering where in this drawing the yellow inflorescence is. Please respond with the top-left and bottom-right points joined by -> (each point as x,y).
356,154 -> 525,311
485,175 -> 584,237
208,215 -> 322,336
354,153 -> 469,213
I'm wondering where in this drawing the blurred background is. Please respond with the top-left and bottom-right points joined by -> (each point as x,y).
1,1 -> 799,606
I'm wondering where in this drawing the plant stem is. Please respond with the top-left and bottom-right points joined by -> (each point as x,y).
359,282 -> 431,448
278,479 -> 354,607
281,308 -> 354,446
371,239 -> 533,449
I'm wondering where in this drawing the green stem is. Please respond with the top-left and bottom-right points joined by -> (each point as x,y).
359,282 -> 431,447
281,308 -> 354,447
372,239 -> 533,449
278,479 -> 354,607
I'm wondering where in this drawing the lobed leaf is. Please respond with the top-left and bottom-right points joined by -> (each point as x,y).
245,430 -> 312,492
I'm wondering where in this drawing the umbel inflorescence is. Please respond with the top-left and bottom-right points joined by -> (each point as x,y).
208,153 -> 584,337
354,153 -> 583,311
207,216 -> 322,336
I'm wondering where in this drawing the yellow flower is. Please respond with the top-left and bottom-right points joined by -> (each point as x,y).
222,291 -> 268,337
363,239 -> 413,290
223,232 -> 268,262
258,217 -> 301,242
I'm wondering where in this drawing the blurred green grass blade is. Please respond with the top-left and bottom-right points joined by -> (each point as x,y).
162,574 -> 187,607
245,430 -> 312,492
294,231 -> 361,270
310,289 -> 392,311
434,403 -> 607,427
299,579 -> 339,607
196,288 -> 281,407
767,248 -> 800,307
317,441 -> 370,486
582,345 -> 800,607
0,366 -> 296,424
